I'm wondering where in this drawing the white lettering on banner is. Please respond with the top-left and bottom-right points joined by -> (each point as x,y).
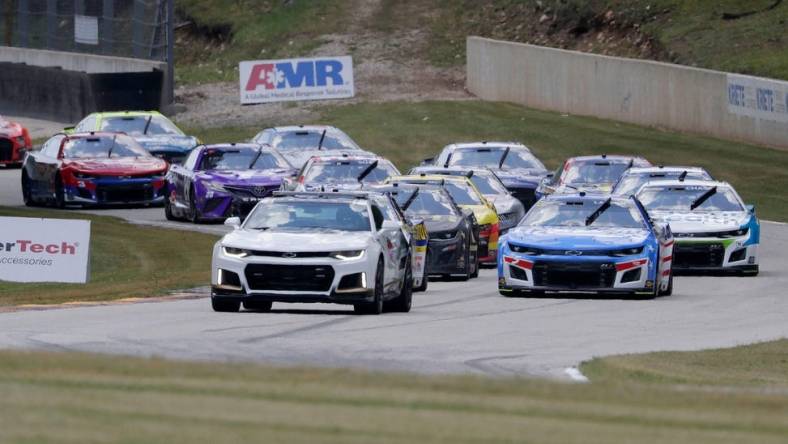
239,56 -> 355,104
0,217 -> 91,283
727,74 -> 788,123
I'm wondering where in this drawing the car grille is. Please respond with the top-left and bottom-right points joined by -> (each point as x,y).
244,264 -> 335,292
247,251 -> 332,258
0,138 -> 12,161
96,185 -> 154,203
510,187 -> 537,209
673,243 -> 725,268
225,185 -> 278,199
532,261 -> 616,288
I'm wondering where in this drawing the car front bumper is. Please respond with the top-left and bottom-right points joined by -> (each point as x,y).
672,236 -> 758,273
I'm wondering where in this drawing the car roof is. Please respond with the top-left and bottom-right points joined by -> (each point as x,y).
447,141 -> 529,150
623,166 -> 708,175
544,192 -> 635,205
567,154 -> 649,163
92,111 -> 163,119
393,174 -> 473,184
310,154 -> 387,163
268,125 -> 341,133
410,166 -> 493,176
638,179 -> 731,189
66,131 -> 131,139
202,143 -> 266,150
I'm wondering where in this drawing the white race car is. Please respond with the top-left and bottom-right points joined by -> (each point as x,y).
637,180 -> 760,275
211,191 -> 424,314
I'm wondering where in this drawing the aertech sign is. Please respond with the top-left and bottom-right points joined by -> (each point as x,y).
0,217 -> 91,283
239,56 -> 355,104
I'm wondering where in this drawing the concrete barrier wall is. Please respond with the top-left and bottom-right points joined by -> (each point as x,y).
0,46 -> 166,74
467,37 -> 788,149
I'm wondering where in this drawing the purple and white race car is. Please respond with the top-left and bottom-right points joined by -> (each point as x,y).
165,143 -> 297,222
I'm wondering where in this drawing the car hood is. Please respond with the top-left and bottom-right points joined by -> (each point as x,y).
487,194 -> 521,215
196,168 -> 292,186
493,168 -> 545,187
134,135 -> 198,153
649,210 -> 750,233
420,215 -> 462,233
64,157 -> 167,174
506,226 -> 649,249
222,228 -> 373,251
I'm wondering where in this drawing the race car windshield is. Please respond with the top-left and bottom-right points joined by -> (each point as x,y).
442,182 -> 483,205
63,136 -> 149,159
305,161 -> 397,183
450,149 -> 544,170
637,187 -> 743,212
521,200 -> 645,228
614,171 -> 712,196
271,131 -> 360,151
100,116 -> 183,136
396,190 -> 456,216
470,174 -> 508,195
199,149 -> 285,171
563,161 -> 631,185
245,201 -> 371,232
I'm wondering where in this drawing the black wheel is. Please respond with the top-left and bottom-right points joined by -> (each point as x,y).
386,258 -> 413,313
54,175 -> 65,208
355,258 -> 384,315
188,187 -> 203,223
211,297 -> 240,312
659,271 -> 673,296
415,252 -> 429,292
164,195 -> 177,221
21,171 -> 36,207
459,238 -> 472,281
470,243 -> 480,279
243,300 -> 273,312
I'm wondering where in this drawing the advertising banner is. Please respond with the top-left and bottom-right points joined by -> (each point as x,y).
239,56 -> 355,104
727,74 -> 788,123
0,217 -> 91,283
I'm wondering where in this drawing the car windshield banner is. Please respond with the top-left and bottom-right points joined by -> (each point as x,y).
0,217 -> 91,283
239,56 -> 355,105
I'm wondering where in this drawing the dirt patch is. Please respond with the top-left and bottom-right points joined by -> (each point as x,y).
173,0 -> 470,128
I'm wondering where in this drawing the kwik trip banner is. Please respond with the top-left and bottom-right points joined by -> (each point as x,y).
727,73 -> 788,123
0,217 -> 91,283
239,56 -> 355,104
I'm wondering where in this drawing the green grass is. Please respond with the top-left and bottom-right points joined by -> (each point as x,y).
0,340 -> 786,443
0,207 -> 217,306
429,0 -> 788,80
181,100 -> 788,221
175,0 -> 347,84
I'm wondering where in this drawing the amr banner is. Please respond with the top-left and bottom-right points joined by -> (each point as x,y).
239,56 -> 355,104
0,217 -> 91,283
727,74 -> 788,123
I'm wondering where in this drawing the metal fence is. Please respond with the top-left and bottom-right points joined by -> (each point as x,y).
1,0 -> 172,62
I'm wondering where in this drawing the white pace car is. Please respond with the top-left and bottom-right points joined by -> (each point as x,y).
211,191 -> 425,314
636,180 -> 760,275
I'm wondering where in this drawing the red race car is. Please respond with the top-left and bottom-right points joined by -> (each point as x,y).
0,116 -> 32,167
21,132 -> 168,207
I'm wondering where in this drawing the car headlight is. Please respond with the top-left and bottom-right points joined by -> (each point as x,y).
206,181 -> 228,193
73,171 -> 94,180
717,228 -> 749,238
223,246 -> 251,258
509,243 -> 541,255
330,250 -> 365,260
610,246 -> 644,257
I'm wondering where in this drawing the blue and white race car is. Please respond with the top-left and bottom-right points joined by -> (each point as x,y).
612,166 -> 713,196
498,193 -> 674,297
636,180 -> 759,275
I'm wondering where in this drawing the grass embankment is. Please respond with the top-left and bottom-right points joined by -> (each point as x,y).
0,207 -> 217,306
0,340 -> 786,443
183,100 -> 788,221
429,0 -> 788,80
175,0 -> 347,84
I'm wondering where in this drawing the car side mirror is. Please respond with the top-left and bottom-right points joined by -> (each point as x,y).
746,204 -> 756,214
224,217 -> 241,229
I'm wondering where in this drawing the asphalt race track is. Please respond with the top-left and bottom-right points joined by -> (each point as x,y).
1,168 -> 787,379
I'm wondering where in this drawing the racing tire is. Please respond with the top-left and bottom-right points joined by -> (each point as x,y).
211,297 -> 240,312
188,187 -> 203,224
243,300 -> 273,312
21,171 -> 37,207
355,258 -> 384,315
414,252 -> 429,292
459,240 -> 473,281
470,245 -> 480,279
386,258 -> 413,313
164,197 -> 178,221
54,175 -> 65,209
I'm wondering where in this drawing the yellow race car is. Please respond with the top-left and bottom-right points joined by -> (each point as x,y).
388,174 -> 500,265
